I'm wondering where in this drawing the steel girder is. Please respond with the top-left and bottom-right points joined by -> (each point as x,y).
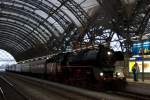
0,36 -> 26,52
0,45 -> 19,56
131,0 -> 150,35
73,0 -> 150,53
19,0 -> 72,29
0,21 -> 39,47
58,0 -> 88,26
144,22 -> 150,34
1,0 -> 72,28
120,0 -> 150,52
0,39 -> 25,53
0,0 -> 89,61
0,19 -> 43,45
0,0 -> 85,40
0,27 -> 32,48
0,30 -> 31,49
1,4 -> 58,41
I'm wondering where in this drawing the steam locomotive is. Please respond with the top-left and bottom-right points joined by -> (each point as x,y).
6,45 -> 126,90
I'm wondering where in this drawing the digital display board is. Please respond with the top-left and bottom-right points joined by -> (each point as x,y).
132,40 -> 150,55
129,61 -> 150,72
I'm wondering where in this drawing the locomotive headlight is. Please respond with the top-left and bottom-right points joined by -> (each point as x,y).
117,72 -> 121,76
107,51 -> 112,55
100,72 -> 104,76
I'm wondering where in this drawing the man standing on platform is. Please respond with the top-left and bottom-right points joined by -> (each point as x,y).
132,62 -> 140,81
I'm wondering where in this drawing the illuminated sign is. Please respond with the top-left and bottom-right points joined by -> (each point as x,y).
129,61 -> 150,72
132,40 -> 150,55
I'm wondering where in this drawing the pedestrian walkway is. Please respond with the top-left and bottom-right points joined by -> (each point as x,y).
127,78 -> 150,84
126,78 -> 150,97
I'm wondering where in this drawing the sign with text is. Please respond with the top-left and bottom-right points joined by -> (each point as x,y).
132,40 -> 150,55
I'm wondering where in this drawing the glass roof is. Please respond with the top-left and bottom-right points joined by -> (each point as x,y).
0,0 -> 98,61
0,0 -> 149,61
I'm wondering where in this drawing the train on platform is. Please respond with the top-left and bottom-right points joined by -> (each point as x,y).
6,45 -> 126,90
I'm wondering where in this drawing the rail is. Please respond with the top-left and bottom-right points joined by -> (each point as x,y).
5,72 -> 132,100
0,87 -> 7,100
6,72 -> 150,100
0,76 -> 28,100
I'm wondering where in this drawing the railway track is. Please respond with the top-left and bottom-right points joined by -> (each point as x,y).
3,72 -> 132,100
0,75 -> 27,100
3,72 -> 150,100
0,87 -> 7,100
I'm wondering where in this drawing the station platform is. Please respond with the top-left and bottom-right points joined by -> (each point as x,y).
127,78 -> 150,84
126,78 -> 150,97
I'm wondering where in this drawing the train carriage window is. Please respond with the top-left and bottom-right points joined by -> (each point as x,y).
57,65 -> 62,72
51,63 -> 56,73
50,63 -> 53,72
46,63 -> 51,73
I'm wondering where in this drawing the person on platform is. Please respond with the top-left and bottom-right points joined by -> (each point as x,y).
132,62 -> 140,81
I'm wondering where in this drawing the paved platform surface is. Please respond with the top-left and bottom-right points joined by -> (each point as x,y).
126,78 -> 150,97
127,78 -> 150,84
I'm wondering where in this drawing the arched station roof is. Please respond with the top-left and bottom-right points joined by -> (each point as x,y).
0,0 -> 96,61
0,0 -> 150,61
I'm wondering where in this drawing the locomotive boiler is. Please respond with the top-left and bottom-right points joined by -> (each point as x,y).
6,45 -> 126,90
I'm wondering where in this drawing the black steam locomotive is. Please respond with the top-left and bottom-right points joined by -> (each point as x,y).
6,45 -> 126,90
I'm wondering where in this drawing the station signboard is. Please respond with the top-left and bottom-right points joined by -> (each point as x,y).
132,40 -> 150,55
129,40 -> 150,73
